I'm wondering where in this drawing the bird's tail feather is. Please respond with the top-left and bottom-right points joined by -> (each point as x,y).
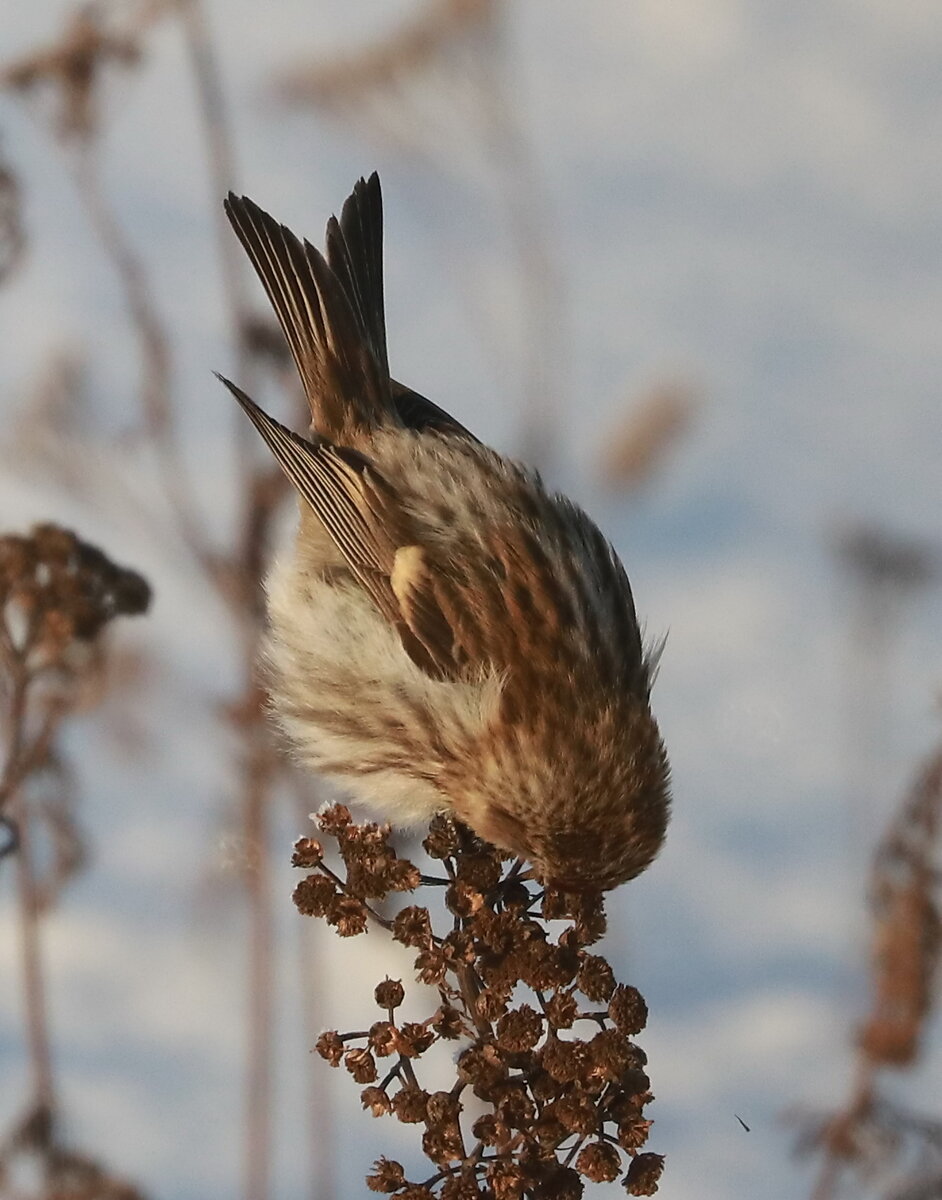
224,173 -> 396,441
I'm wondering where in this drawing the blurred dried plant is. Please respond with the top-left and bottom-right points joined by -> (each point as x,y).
294,805 -> 664,1197
836,529 -> 939,598
2,6 -> 310,1197
598,384 -> 694,493
0,2 -> 158,143
0,141 -> 25,284
0,523 -> 150,1200
0,523 -> 150,818
794,738 -> 942,1200
835,525 -> 939,836
274,0 -> 496,148
0,1105 -> 148,1200
274,0 -> 563,469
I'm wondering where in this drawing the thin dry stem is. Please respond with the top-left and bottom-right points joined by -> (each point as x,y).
798,738 -> 942,1200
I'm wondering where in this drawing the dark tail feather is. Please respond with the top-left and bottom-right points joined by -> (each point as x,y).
325,172 -> 389,384
224,185 -> 393,441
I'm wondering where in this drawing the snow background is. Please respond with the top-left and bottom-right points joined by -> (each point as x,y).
1,1 -> 940,1197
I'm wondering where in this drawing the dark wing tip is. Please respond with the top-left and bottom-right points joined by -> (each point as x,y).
217,374 -> 260,422
214,371 -> 269,428
352,172 -> 381,213
215,372 -> 319,462
223,191 -> 272,233
223,191 -> 248,219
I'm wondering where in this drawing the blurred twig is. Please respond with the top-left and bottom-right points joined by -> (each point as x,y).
274,0 -> 564,469
0,142 -> 26,283
836,526 -> 938,837
795,737 -> 942,1200
0,524 -> 151,1200
3,8 -> 313,1199
598,383 -> 695,492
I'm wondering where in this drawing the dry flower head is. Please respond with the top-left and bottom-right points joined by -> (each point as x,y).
296,806 -> 662,1196
0,523 -> 150,669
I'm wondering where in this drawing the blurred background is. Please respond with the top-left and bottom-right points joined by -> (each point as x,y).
0,1 -> 940,1198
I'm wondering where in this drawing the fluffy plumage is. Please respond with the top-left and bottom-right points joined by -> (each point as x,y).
218,173 -> 670,891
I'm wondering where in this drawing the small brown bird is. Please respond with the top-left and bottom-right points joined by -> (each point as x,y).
218,174 -> 670,891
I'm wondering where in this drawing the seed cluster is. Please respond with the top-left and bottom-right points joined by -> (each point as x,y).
0,523 -> 151,662
294,806 -> 664,1197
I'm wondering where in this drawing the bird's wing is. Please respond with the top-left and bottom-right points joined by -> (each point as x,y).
218,375 -> 464,680
224,185 -> 391,440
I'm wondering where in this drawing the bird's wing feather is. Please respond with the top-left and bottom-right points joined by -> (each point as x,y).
217,375 -> 464,680
224,189 -> 390,439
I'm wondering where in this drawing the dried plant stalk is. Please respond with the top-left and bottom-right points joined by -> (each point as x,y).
0,523 -> 151,1200
294,806 -> 664,1198
3,10 -> 300,1197
598,386 -> 694,492
795,738 -> 942,1200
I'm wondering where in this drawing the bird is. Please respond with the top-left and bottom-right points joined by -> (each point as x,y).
217,173 -> 670,892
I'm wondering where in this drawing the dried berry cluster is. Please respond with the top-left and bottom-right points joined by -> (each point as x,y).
0,523 -> 151,662
293,806 -> 664,1197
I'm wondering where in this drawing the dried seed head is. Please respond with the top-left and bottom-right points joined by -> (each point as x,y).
366,1157 -> 404,1191
540,1036 -> 591,1084
431,1006 -> 464,1039
361,1087 -> 392,1118
555,1091 -> 598,1135
486,1160 -> 526,1199
472,1112 -> 509,1147
618,1117 -> 654,1151
531,1163 -> 583,1200
414,946 -> 447,984
496,1005 -> 543,1054
577,954 -> 617,1003
368,1021 -> 397,1057
291,836 -> 324,868
292,874 -> 337,917
374,978 -> 405,1010
575,1140 -> 621,1183
609,984 -> 648,1035
326,894 -> 368,936
391,1085 -> 429,1124
455,850 -> 502,892
589,1028 -> 638,1080
475,987 -> 510,1022
422,1122 -> 464,1166
344,1047 -> 377,1084
544,990 -> 578,1030
315,1031 -> 344,1066
393,1022 -> 435,1058
0,525 -> 149,663
624,1152 -> 665,1195
444,879 -> 484,918
393,905 -> 432,948
317,804 -> 352,835
423,814 -> 461,859
296,810 -> 662,1194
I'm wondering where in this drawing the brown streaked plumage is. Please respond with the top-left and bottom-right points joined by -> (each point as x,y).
218,173 -> 670,891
